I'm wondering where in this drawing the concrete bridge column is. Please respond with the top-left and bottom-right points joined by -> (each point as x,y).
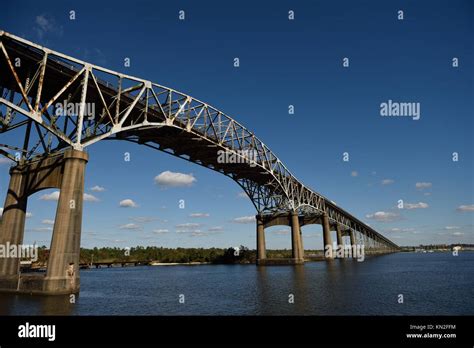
299,223 -> 304,260
256,214 -> 266,265
349,230 -> 357,258
322,213 -> 333,259
290,211 -> 303,263
336,224 -> 343,258
44,150 -> 88,294
0,167 -> 28,277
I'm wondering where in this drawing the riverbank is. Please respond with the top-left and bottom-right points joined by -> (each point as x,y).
150,261 -> 211,266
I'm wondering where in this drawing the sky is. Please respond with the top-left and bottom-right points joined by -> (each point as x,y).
0,0 -> 472,250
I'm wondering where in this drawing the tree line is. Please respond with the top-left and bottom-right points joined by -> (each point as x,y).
33,246 -> 295,265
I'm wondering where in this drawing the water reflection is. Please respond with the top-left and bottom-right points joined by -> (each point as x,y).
289,265 -> 309,314
0,253 -> 472,315
0,293 -> 75,315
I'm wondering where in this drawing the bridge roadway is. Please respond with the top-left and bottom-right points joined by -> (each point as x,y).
0,31 -> 399,294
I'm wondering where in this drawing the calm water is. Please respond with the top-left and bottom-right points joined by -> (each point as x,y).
0,252 -> 473,315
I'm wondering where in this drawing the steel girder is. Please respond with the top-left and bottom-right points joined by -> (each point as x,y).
0,31 -> 399,250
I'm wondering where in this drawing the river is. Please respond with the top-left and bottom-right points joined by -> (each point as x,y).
0,252 -> 472,315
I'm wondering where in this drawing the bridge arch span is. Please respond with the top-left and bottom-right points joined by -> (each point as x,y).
0,31 -> 399,294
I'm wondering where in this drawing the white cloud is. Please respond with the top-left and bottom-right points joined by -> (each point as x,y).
232,216 -> 256,224
444,226 -> 460,230
415,182 -> 432,190
39,191 -> 60,201
237,192 -> 247,198
176,223 -> 201,229
90,185 -> 105,192
452,232 -> 464,236
365,211 -> 400,222
457,204 -> 474,212
129,217 -> 157,223
29,227 -> 53,232
389,227 -> 415,233
404,202 -> 429,210
190,231 -> 209,237
152,229 -> 169,234
351,171 -> 358,177
119,223 -> 141,230
0,207 -> 3,217
0,157 -> 13,165
36,15 -> 53,32
119,199 -> 138,208
208,226 -> 224,232
34,14 -> 63,40
189,213 -> 210,218
154,171 -> 196,187
176,228 -> 202,234
182,229 -> 222,237
84,193 -> 99,202
39,190 -> 97,202
42,219 -> 55,225
381,179 -> 394,185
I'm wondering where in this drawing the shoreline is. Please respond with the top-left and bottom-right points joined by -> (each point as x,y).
150,262 -> 211,266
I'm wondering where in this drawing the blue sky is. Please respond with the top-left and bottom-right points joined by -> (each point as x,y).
0,0 -> 472,249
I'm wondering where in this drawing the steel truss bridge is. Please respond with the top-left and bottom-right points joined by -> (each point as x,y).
0,31 -> 398,294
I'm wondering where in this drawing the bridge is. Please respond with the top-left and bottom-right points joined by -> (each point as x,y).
0,31 -> 399,294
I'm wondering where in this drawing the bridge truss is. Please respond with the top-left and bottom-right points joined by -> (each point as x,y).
0,31 -> 399,250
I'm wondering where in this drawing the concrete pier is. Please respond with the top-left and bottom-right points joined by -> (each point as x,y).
0,168 -> 28,276
290,210 -> 304,263
256,214 -> 266,265
349,230 -> 357,258
322,213 -> 334,259
0,149 -> 88,295
44,150 -> 88,294
336,224 -> 343,257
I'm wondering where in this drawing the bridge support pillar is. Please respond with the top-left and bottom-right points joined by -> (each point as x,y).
349,230 -> 357,258
0,167 -> 28,277
256,214 -> 266,265
43,150 -> 88,294
0,149 -> 88,295
322,213 -> 334,259
290,211 -> 304,263
336,225 -> 343,258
